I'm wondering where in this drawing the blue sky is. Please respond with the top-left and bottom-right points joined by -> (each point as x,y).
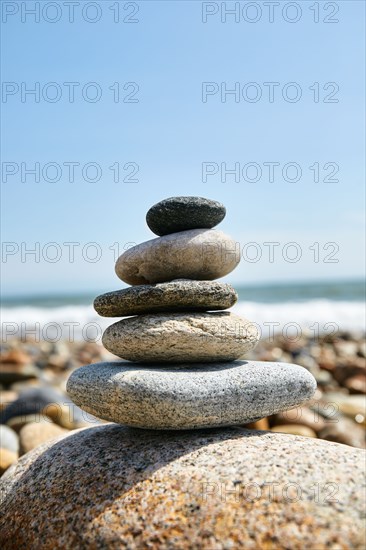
1,0 -> 365,295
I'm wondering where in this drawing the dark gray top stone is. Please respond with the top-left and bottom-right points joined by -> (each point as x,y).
146,196 -> 226,236
94,280 -> 238,317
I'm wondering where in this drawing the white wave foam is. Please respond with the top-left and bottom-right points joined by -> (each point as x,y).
0,305 -> 109,342
0,300 -> 365,342
233,300 -> 366,338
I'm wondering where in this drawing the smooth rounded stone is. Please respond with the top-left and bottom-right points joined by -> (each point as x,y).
244,418 -> 269,431
146,196 -> 226,236
318,418 -> 366,449
0,448 -> 18,476
94,280 -> 238,317
102,312 -> 259,362
0,390 -> 18,412
67,360 -> 316,429
0,363 -> 41,385
19,421 -> 69,456
6,414 -> 49,434
0,387 -> 95,430
0,426 -> 19,453
271,424 -> 317,438
0,349 -> 31,365
326,394 -> 366,426
115,229 -> 240,285
1,425 -> 365,549
273,406 -> 326,434
345,374 -> 366,394
317,393 -> 366,428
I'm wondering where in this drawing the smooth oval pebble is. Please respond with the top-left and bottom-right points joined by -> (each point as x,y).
94,280 -> 238,317
0,448 -> 18,476
1,425 -> 365,548
102,312 -> 259,362
19,422 -> 69,456
271,424 -> 317,438
115,229 -> 240,285
0,425 -> 19,454
0,387 -> 93,430
66,360 -> 317,429
146,196 -> 226,236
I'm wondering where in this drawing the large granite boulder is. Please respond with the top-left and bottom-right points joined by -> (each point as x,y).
1,425 -> 365,549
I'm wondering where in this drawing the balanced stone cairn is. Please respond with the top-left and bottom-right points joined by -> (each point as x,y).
67,196 -> 316,429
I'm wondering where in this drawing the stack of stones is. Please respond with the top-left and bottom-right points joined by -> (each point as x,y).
67,196 -> 316,429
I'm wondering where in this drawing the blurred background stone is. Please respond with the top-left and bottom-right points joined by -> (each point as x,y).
1,333 -> 365,475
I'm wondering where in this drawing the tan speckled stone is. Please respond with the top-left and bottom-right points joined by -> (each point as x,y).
115,229 -> 240,285
102,312 -> 259,362
19,421 -> 69,456
1,425 -> 365,549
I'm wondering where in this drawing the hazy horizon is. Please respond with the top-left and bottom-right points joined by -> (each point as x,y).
1,277 -> 364,303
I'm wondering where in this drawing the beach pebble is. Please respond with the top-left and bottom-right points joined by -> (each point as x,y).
94,280 -> 237,317
0,426 -> 19,454
323,394 -> 366,426
0,364 -> 41,385
0,448 -> 18,476
0,387 -> 64,425
345,374 -> 366,394
1,425 -> 365,548
0,387 -> 94,430
271,424 -> 317,438
243,418 -> 269,430
102,312 -> 259,363
5,414 -> 42,433
358,341 -> 366,358
67,360 -> 316,429
333,357 -> 365,385
319,418 -> 366,449
0,391 -> 18,412
0,349 -> 32,365
19,422 -> 69,456
115,229 -> 240,285
273,406 -> 326,434
146,196 -> 226,236
334,341 -> 359,357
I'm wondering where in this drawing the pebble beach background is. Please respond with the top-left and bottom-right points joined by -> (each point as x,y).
1,279 -> 365,475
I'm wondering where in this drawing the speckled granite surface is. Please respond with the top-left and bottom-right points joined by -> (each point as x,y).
94,280 -> 237,317
1,425 -> 365,549
102,312 -> 259,362
66,360 -> 316,429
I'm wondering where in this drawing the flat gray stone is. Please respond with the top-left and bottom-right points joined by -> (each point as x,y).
115,229 -> 240,285
146,196 -> 226,236
1,425 -> 365,549
94,280 -> 238,317
66,360 -> 317,429
102,312 -> 259,362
